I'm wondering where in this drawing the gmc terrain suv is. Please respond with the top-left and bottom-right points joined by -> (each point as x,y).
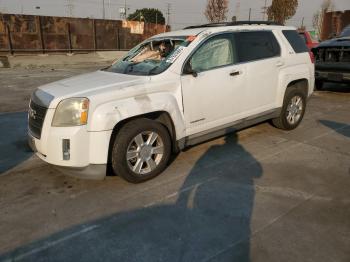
28,21 -> 314,183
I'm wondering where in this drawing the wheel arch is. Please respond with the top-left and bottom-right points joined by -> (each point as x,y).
278,78 -> 309,106
272,78 -> 309,131
107,111 -> 178,170
286,78 -> 309,96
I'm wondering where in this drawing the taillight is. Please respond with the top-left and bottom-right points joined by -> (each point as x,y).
309,51 -> 315,64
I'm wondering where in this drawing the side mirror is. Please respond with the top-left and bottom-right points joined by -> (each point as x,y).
183,62 -> 198,77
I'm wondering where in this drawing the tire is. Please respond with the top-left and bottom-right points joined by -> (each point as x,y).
314,80 -> 324,91
111,118 -> 171,183
272,88 -> 307,130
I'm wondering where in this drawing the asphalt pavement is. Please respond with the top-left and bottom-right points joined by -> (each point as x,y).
0,67 -> 349,262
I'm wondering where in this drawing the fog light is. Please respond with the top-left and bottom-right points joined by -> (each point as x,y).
62,139 -> 70,160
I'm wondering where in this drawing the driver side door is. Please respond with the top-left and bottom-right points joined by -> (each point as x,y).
181,33 -> 246,136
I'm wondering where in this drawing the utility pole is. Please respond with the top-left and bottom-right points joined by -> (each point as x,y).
102,0 -> 105,19
248,8 -> 251,21
66,0 -> 74,17
108,0 -> 111,19
262,0 -> 268,21
124,0 -> 127,19
156,12 -> 158,26
166,3 -> 171,26
235,0 -> 241,21
301,17 -> 305,29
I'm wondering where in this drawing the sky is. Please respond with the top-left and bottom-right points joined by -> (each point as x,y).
0,0 -> 349,30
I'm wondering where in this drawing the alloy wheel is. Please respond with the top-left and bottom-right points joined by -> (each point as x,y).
286,95 -> 304,125
126,131 -> 164,175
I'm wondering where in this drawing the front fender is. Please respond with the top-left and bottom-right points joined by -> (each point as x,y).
88,93 -> 186,140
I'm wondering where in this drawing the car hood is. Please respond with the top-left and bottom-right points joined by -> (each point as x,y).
36,70 -> 150,108
317,37 -> 350,48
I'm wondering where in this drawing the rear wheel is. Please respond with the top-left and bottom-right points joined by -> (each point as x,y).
272,88 -> 306,130
111,118 -> 171,183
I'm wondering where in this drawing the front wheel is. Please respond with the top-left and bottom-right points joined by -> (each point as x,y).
272,89 -> 306,130
111,118 -> 171,183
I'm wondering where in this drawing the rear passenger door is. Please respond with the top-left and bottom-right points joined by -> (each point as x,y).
234,31 -> 282,115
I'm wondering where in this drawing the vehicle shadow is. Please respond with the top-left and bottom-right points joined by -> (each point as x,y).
319,120 -> 350,138
1,133 -> 263,262
0,112 -> 32,174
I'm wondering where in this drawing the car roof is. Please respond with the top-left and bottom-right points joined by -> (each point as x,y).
151,28 -> 206,39
152,24 -> 296,39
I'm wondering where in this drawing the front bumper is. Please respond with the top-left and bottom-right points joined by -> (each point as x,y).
28,109 -> 112,180
53,164 -> 107,180
315,61 -> 350,84
28,130 -> 110,180
315,70 -> 350,83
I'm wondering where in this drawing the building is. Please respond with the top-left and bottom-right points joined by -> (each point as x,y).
321,10 -> 350,40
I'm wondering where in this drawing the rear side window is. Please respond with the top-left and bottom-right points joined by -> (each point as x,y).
235,31 -> 280,63
283,30 -> 309,53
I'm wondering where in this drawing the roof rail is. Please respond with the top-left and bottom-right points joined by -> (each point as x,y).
184,21 -> 282,29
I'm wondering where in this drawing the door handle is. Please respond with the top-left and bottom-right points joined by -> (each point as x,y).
230,71 -> 241,76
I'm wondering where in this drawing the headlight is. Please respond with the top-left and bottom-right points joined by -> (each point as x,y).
52,98 -> 89,127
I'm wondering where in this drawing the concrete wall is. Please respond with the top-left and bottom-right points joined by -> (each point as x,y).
0,14 -> 170,54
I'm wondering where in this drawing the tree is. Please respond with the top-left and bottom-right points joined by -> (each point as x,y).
267,0 -> 298,25
205,0 -> 229,23
127,8 -> 165,25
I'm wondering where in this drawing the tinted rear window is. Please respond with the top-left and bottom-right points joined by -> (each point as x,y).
235,31 -> 280,63
299,32 -> 308,44
283,30 -> 309,53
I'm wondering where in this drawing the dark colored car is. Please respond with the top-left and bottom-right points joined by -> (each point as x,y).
312,25 -> 350,90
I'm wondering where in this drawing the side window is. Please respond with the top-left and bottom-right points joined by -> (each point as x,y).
235,31 -> 281,63
190,34 -> 235,72
283,30 -> 309,53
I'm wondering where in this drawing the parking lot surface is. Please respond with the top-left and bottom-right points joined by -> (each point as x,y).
0,67 -> 349,262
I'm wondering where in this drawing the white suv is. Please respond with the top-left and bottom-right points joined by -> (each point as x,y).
28,22 -> 314,183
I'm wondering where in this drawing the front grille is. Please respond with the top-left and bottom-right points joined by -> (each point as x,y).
28,101 -> 47,139
315,47 -> 350,63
